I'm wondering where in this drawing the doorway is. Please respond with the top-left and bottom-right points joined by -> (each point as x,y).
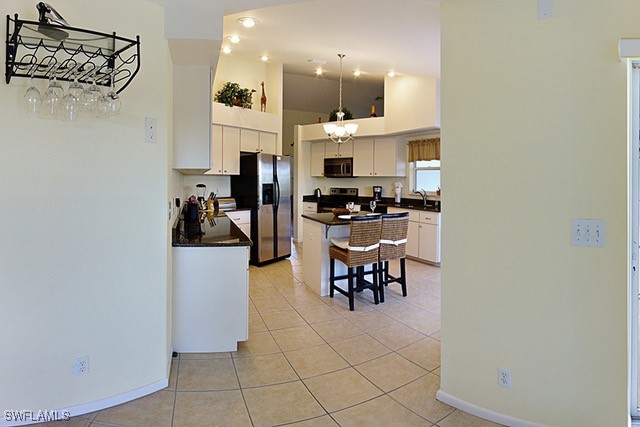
630,60 -> 640,419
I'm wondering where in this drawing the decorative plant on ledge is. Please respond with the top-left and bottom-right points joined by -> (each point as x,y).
214,82 -> 256,109
329,107 -> 353,122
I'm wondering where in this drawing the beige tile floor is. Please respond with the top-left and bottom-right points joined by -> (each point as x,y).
44,242 -> 503,427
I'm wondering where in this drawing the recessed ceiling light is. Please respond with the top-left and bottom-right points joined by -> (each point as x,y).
261,55 -> 269,62
222,46 -> 231,54
238,17 -> 257,28
387,71 -> 396,77
228,35 -> 240,44
353,69 -> 361,77
315,68 -> 323,76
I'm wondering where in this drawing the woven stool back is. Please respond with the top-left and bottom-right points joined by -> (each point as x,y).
379,212 -> 409,262
330,215 -> 382,268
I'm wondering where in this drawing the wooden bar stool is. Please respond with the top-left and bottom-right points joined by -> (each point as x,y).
378,212 -> 409,302
329,215 -> 382,311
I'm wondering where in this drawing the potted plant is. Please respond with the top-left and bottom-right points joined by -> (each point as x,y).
214,82 -> 256,109
328,107 -> 353,121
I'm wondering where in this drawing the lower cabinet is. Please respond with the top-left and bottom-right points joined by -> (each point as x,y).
389,207 -> 441,264
303,202 -> 318,214
172,245 -> 249,352
227,210 -> 251,239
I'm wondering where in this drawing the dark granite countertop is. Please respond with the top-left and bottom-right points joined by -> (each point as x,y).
301,212 -> 379,226
302,195 -> 440,213
172,211 -> 252,247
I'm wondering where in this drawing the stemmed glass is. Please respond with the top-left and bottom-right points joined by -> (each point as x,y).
346,202 -> 355,215
67,68 -> 85,106
83,74 -> 103,111
369,200 -> 376,213
42,66 -> 64,118
105,71 -> 121,116
23,66 -> 42,116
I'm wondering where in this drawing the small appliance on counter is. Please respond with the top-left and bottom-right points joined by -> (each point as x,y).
314,188 -> 322,199
373,186 -> 382,201
214,197 -> 237,212
196,183 -> 207,207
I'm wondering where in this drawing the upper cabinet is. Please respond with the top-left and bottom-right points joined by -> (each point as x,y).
240,129 -> 277,155
173,65 -> 213,173
325,140 -> 353,159
311,142 -> 325,177
353,137 -> 406,177
209,125 -> 240,175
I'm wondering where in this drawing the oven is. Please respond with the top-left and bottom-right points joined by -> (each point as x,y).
317,187 -> 358,212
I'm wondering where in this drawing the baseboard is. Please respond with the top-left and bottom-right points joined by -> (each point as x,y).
436,390 -> 546,427
1,378 -> 169,427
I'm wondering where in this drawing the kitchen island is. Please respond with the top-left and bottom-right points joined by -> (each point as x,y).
172,211 -> 251,352
301,212 -> 359,296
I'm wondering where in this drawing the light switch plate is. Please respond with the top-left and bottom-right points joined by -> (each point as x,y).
145,117 -> 157,143
572,219 -> 605,247
538,0 -> 553,19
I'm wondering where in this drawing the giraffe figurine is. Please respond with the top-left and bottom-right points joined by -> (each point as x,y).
260,81 -> 267,112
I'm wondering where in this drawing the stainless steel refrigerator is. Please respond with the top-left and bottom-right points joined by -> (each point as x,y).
231,153 -> 291,265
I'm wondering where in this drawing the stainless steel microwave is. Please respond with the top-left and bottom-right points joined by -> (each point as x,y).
324,157 -> 353,178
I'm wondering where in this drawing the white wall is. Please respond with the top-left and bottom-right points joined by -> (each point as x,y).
384,75 -> 439,133
0,0 -> 171,413
213,56 -> 282,115
283,73 -> 384,119
283,109 -> 329,157
440,1 -> 636,426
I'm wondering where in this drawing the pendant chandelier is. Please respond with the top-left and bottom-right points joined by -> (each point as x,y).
323,54 -> 358,145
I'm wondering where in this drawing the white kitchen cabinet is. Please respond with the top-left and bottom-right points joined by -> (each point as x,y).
325,140 -> 353,158
173,65 -> 213,171
240,129 -> 260,153
353,138 -> 375,177
173,245 -> 249,352
209,125 -> 240,175
388,207 -> 440,264
303,202 -> 318,213
352,137 -> 406,177
259,132 -> 277,155
227,209 -> 251,239
407,220 -> 419,258
311,141 -> 325,177
240,130 -> 277,155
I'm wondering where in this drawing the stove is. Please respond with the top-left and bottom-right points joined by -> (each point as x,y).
317,187 -> 358,213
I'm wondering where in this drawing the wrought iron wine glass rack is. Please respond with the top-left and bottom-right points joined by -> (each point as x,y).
5,14 -> 141,94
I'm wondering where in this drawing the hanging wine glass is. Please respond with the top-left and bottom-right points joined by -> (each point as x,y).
369,200 -> 376,213
23,65 -> 42,116
67,67 -> 84,107
106,71 -> 121,116
41,66 -> 63,119
83,73 -> 102,111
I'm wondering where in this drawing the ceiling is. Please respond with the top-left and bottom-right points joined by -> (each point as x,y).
223,0 -> 441,83
152,0 -> 441,83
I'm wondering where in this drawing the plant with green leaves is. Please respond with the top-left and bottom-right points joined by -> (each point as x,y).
214,82 -> 255,109
329,107 -> 353,122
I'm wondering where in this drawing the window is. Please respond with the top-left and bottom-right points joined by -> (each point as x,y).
414,160 -> 440,192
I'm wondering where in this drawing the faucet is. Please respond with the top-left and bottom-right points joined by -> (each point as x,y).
413,189 -> 428,206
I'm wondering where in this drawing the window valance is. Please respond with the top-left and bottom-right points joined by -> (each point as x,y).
408,138 -> 440,162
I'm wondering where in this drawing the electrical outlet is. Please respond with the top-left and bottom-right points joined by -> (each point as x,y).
572,219 -> 605,247
498,368 -> 512,388
73,356 -> 89,376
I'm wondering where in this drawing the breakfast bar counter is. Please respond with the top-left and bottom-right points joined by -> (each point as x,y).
301,212 -> 364,296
